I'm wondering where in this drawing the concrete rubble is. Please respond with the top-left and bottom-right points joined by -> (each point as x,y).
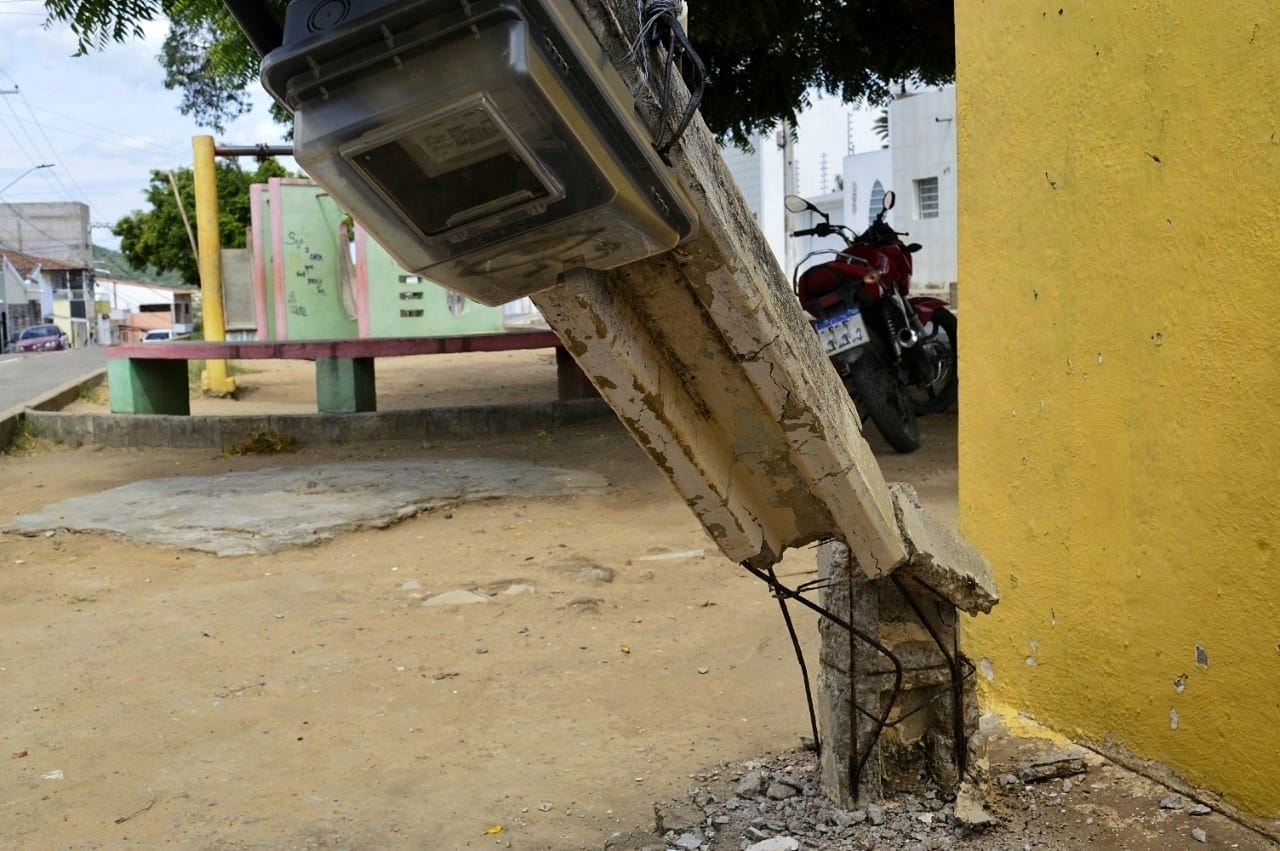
1016,752 -> 1087,784
606,735 -> 1256,851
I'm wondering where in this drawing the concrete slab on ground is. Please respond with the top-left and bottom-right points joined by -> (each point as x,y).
4,459 -> 609,556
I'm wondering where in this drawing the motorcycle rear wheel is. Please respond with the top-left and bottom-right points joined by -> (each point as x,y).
910,307 -> 958,415
848,343 -> 921,453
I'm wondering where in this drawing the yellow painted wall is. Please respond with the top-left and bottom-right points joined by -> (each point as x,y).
956,2 -> 1280,817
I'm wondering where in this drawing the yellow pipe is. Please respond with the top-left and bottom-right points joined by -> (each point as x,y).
192,135 -> 236,395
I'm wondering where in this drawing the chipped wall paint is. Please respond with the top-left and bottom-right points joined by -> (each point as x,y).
956,1 -> 1280,818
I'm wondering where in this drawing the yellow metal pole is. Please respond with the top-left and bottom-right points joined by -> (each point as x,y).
192,135 -> 236,395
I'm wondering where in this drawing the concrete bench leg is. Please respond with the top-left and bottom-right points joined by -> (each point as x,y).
316,357 -> 376,413
555,346 -> 600,401
108,358 -> 190,415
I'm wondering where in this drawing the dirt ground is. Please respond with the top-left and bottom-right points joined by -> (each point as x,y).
8,353 -> 1275,849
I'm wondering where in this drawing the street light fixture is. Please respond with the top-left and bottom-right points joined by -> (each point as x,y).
0,163 -> 55,197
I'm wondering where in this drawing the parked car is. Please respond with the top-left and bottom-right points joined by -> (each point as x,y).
141,329 -> 182,342
13,324 -> 68,353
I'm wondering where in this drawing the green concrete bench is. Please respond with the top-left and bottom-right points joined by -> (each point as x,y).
105,331 -> 576,415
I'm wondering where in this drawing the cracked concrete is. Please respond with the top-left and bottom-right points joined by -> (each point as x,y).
891,482 -> 999,615
4,459 -> 608,556
532,1 -> 908,574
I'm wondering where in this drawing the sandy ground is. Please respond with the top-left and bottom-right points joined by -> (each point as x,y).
9,355 -> 1275,849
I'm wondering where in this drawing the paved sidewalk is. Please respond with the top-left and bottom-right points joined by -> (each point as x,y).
0,346 -> 106,412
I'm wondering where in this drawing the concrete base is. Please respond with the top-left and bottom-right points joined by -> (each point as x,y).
108,358 -> 190,416
24,399 -> 613,449
315,357 -> 376,413
817,541 -> 979,807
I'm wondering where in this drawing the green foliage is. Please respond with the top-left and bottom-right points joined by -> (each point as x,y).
6,418 -> 40,454
42,0 -> 953,146
873,107 -> 889,147
161,8 -> 252,133
43,0 -> 161,54
224,429 -> 298,456
112,158 -> 288,287
689,0 -> 955,146
91,244 -> 184,287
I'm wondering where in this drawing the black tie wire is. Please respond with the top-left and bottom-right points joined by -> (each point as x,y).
632,0 -> 706,163
740,557 -> 977,800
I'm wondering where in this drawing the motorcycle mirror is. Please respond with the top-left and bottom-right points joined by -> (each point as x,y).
882,191 -> 896,212
784,195 -> 815,214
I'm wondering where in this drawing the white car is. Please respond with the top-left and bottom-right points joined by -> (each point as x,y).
141,330 -> 181,342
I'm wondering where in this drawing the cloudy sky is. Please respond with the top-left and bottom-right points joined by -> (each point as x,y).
0,3 -> 290,253
0,3 -> 883,255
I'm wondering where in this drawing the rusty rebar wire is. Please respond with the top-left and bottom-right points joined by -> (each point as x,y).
739,560 -> 904,799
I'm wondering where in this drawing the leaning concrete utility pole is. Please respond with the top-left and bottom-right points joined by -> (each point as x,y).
528,0 -> 995,805
532,0 -> 906,576
235,0 -> 996,806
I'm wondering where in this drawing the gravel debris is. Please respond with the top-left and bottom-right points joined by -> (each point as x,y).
627,744 -> 1259,851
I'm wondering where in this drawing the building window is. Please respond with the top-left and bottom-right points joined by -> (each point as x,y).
915,177 -> 940,219
868,180 -> 885,226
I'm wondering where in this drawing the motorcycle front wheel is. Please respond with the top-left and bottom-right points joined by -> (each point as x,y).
848,342 -> 921,453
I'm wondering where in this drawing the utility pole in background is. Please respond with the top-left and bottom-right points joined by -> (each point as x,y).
781,118 -> 797,273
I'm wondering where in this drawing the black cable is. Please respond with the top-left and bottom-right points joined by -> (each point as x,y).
654,18 -> 704,157
739,560 -> 903,799
765,563 -> 821,759
637,3 -> 706,161
891,574 -> 970,778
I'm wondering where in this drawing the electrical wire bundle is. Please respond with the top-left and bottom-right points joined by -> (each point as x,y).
631,0 -> 705,162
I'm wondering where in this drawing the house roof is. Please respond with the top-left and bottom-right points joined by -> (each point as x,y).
0,248 -> 86,277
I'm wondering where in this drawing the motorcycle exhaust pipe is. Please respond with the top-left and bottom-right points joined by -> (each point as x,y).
897,328 -> 920,349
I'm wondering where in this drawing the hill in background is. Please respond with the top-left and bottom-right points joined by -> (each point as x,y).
92,244 -> 189,288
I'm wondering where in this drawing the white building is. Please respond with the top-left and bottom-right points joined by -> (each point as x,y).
720,138 -> 788,272
884,86 -> 956,295
843,148 -> 893,232
94,277 -> 195,343
720,86 -> 957,298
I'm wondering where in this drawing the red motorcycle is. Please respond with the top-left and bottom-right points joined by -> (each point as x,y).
787,191 -> 956,453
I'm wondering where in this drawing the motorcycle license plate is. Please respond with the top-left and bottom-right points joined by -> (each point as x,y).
815,307 -> 869,356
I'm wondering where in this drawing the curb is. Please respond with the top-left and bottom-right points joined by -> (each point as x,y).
0,368 -> 107,450
23,398 -> 614,449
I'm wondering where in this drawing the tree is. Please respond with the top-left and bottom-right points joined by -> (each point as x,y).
872,107 -> 889,147
41,0 -> 954,145
688,0 -> 954,145
113,158 -> 287,287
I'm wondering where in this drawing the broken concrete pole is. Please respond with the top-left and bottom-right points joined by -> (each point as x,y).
817,539 -> 982,806
1016,752 -> 1087,784
891,483 -> 998,615
533,0 -> 907,574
